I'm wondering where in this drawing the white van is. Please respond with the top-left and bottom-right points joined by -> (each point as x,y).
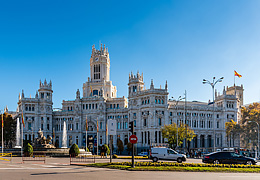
150,147 -> 186,163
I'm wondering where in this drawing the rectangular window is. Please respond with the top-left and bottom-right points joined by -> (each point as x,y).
155,131 -> 157,143
28,122 -> 32,130
142,132 -> 143,144
170,112 -> 172,116
117,104 -> 119,109
41,124 -> 44,130
100,122 -> 103,129
158,118 -> 162,126
47,124 -> 50,130
83,104 -> 85,109
76,123 -> 78,130
86,104 -> 88,109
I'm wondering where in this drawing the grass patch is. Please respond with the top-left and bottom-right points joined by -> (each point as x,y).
85,162 -> 260,173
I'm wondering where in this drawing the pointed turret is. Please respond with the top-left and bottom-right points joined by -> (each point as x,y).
22,90 -> 24,98
150,79 -> 154,89
165,80 -> 168,90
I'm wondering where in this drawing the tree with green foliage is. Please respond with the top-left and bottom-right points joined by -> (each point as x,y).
117,139 -> 124,154
240,103 -> 260,148
24,143 -> 33,156
69,143 -> 80,157
0,113 -> 16,148
161,123 -> 195,149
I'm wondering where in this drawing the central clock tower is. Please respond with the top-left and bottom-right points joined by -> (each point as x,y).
83,44 -> 117,98
90,44 -> 110,82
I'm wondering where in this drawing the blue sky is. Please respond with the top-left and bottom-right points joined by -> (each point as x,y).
1,0 -> 260,111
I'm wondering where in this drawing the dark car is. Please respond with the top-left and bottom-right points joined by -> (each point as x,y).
202,151 -> 257,165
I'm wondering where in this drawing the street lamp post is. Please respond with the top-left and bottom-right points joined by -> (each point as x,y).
203,77 -> 224,152
248,121 -> 259,159
172,96 -> 183,150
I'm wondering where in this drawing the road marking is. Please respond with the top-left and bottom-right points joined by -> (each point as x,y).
220,176 -> 260,178
0,167 -> 76,170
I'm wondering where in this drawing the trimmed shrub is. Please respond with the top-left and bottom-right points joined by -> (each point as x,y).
69,144 -> 80,157
103,144 -> 110,155
23,143 -> 33,156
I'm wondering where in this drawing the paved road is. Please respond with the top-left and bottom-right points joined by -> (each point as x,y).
0,157 -> 260,180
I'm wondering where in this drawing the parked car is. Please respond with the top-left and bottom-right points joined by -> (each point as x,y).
138,152 -> 148,156
150,147 -> 186,163
202,151 -> 257,165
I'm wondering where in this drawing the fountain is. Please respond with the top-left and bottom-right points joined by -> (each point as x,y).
33,129 -> 55,149
14,117 -> 21,148
61,121 -> 67,148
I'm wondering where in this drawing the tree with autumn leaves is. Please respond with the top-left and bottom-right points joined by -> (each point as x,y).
0,112 -> 16,148
161,123 -> 195,150
224,103 -> 260,149
240,103 -> 260,148
225,119 -> 240,147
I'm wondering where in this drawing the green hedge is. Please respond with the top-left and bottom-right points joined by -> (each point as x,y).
109,162 -> 260,169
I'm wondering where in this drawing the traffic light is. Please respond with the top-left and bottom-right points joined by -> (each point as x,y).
129,121 -> 134,134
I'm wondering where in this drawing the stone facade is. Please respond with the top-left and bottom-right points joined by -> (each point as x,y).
15,44 -> 244,153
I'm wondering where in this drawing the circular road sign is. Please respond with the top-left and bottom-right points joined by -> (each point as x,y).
129,135 -> 138,144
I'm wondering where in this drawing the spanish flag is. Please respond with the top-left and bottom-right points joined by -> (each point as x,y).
234,70 -> 242,78
21,112 -> 25,128
90,86 -> 93,96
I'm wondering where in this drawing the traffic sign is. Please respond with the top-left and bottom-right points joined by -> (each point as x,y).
129,135 -> 138,144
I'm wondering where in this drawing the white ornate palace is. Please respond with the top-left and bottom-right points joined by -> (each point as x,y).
13,44 -> 243,153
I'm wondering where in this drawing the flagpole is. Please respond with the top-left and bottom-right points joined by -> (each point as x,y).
106,122 -> 108,145
86,116 -> 88,152
234,71 -> 236,96
53,127 -> 55,146
97,118 -> 98,156
21,117 -> 23,157
2,110 -> 3,154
